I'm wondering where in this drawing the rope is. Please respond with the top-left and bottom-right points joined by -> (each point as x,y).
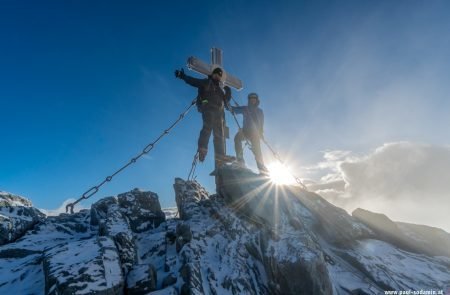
65,99 -> 197,214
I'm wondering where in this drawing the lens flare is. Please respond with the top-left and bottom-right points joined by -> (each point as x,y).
267,162 -> 296,185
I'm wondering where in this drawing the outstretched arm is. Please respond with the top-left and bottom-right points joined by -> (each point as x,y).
182,75 -> 205,88
231,106 -> 245,114
175,68 -> 204,88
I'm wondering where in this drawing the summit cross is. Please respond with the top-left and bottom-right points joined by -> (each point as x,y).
187,47 -> 243,90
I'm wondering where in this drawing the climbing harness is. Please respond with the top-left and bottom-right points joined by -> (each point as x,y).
65,99 -> 197,214
187,152 -> 199,181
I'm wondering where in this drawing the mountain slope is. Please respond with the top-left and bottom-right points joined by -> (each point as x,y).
1,166 -> 449,294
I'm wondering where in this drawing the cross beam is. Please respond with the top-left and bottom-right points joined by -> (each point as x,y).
187,48 -> 243,90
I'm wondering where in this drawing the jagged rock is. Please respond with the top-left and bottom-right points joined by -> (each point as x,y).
0,192 -> 45,246
91,196 -> 118,226
126,264 -> 157,295
118,188 -> 166,232
175,222 -> 192,252
353,208 -> 450,257
218,165 -> 374,247
43,236 -> 124,295
149,287 -> 178,295
0,192 -> 33,207
175,178 -> 270,295
91,197 -> 138,273
179,261 -> 204,295
2,176 -> 450,295
162,273 -> 177,288
263,246 -> 332,295
0,248 -> 41,258
174,178 -> 209,220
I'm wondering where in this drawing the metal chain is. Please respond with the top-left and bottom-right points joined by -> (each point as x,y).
261,137 -> 308,190
65,99 -> 197,213
228,97 -> 253,150
187,152 -> 199,181
230,97 -> 307,190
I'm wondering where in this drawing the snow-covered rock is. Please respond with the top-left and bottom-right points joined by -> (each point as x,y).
353,208 -> 450,257
118,188 -> 166,233
0,166 -> 449,294
43,236 -> 124,295
0,192 -> 45,245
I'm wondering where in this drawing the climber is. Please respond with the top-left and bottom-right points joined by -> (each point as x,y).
232,92 -> 269,174
174,67 -> 233,165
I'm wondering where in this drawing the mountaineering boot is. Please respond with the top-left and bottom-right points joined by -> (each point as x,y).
258,165 -> 270,176
210,155 -> 236,176
236,157 -> 246,168
215,154 -> 236,164
198,148 -> 207,162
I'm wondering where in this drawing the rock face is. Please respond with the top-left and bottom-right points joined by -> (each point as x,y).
43,236 -> 124,295
0,192 -> 45,246
118,189 -> 166,233
353,208 -> 450,257
1,167 -> 450,294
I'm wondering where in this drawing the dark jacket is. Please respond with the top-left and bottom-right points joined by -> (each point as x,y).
232,105 -> 264,136
182,75 -> 231,110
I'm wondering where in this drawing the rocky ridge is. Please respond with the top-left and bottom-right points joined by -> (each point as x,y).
1,166 -> 449,294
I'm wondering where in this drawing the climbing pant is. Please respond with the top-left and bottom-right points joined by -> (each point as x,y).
198,108 -> 225,161
234,129 -> 268,173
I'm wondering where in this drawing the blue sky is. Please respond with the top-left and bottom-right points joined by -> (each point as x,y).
2,1 -> 450,217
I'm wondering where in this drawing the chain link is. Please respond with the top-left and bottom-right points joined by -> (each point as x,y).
66,99 -> 197,214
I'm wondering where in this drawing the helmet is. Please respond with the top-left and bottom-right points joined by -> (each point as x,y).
212,67 -> 223,76
248,92 -> 259,99
247,92 -> 260,106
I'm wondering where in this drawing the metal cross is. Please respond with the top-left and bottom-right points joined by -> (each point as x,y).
187,47 -> 243,90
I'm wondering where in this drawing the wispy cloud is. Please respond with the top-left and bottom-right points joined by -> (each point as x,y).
306,142 -> 450,232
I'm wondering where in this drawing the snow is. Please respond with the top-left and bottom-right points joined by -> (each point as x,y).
163,207 -> 178,219
0,191 -> 32,207
352,239 -> 450,291
39,198 -> 87,216
1,177 -> 450,294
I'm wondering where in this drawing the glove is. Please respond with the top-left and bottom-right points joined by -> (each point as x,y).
224,101 -> 231,111
175,68 -> 185,79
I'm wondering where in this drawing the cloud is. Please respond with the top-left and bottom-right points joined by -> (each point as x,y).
39,198 -> 88,216
307,142 -> 450,232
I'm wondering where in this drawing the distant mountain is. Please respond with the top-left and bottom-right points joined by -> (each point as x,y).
1,166 -> 449,294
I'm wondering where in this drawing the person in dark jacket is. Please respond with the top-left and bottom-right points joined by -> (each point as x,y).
233,92 -> 268,174
175,67 -> 231,164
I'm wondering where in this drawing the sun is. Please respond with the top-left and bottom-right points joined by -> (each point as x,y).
267,162 -> 296,185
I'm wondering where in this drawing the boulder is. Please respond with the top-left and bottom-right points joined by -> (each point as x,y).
91,197 -> 137,273
126,264 -> 157,295
0,192 -> 45,246
118,188 -> 165,232
43,236 -> 124,295
174,178 -> 209,220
